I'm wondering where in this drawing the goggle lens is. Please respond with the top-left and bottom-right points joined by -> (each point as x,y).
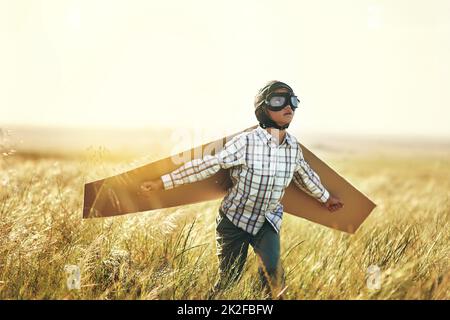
269,96 -> 287,108
291,96 -> 299,108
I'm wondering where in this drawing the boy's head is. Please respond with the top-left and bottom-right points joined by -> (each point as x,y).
254,80 -> 299,130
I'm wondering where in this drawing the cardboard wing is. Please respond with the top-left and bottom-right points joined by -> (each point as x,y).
83,125 -> 376,233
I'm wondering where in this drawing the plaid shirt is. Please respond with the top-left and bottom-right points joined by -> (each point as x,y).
161,126 -> 330,235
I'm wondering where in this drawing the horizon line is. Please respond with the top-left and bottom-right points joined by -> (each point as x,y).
1,122 -> 450,143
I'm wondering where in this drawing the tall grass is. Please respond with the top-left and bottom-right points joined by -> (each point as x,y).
0,150 -> 448,299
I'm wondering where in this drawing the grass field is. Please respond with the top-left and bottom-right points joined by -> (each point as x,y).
0,148 -> 448,300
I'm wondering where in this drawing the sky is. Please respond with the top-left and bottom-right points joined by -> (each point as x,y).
1,0 -> 449,139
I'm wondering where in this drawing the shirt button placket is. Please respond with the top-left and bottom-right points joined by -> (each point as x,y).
272,144 -> 280,208
266,141 -> 278,213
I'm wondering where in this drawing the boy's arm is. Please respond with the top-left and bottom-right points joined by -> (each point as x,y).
160,133 -> 247,190
292,146 -> 330,203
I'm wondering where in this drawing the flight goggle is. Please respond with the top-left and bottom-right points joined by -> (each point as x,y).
265,92 -> 300,111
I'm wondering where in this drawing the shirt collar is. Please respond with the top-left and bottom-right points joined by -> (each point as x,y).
255,126 -> 295,147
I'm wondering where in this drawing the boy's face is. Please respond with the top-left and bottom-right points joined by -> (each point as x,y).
266,88 -> 295,128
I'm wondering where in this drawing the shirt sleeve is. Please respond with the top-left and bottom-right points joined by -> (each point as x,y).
160,133 -> 247,190
292,145 -> 330,203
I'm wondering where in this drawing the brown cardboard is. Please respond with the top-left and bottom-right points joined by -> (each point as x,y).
83,125 -> 376,234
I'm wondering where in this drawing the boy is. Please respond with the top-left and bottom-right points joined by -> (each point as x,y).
141,80 -> 344,297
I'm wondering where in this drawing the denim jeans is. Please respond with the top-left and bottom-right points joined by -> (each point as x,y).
213,208 -> 285,294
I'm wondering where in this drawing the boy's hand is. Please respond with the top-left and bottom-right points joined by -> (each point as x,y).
324,195 -> 344,212
140,178 -> 164,194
